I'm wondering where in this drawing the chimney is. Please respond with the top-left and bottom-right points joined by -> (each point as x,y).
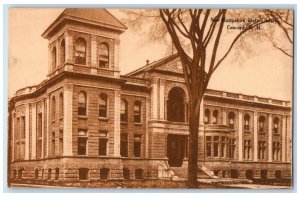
146,59 -> 150,65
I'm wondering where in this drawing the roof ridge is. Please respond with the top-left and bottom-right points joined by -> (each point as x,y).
125,53 -> 179,76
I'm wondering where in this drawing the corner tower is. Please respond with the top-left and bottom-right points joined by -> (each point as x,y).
42,8 -> 127,78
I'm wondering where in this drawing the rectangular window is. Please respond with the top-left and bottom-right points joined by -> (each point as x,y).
78,130 -> 88,155
221,137 -> 225,157
134,135 -> 142,157
120,133 -> 128,157
20,116 -> 25,139
206,136 -> 212,157
243,140 -> 251,160
228,139 -> 236,159
99,131 -> 108,156
51,131 -> 55,157
213,136 -> 219,157
272,142 -> 280,161
59,130 -> 63,156
258,141 -> 266,159
36,113 -> 43,158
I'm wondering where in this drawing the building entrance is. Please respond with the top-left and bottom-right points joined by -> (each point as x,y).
167,134 -> 187,167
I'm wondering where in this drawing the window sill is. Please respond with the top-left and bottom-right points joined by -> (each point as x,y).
244,131 -> 251,134
121,121 -> 128,125
134,122 -> 143,126
273,133 -> 280,136
99,117 -> 109,121
78,116 -> 88,120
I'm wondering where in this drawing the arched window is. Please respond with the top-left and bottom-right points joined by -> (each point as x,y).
120,99 -> 128,122
99,94 -> 108,118
167,87 -> 185,122
74,38 -> 86,64
212,110 -> 218,124
51,96 -> 56,121
134,101 -> 142,123
52,47 -> 57,71
259,116 -> 265,132
99,43 -> 109,68
78,91 -> 87,116
273,117 -> 279,133
60,39 -> 65,66
244,114 -> 250,131
59,93 -> 63,118
228,112 -> 235,129
204,109 -> 210,124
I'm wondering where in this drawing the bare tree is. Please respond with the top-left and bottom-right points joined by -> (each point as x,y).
122,8 -> 293,187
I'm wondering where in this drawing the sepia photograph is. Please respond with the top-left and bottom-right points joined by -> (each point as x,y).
7,7 -> 293,190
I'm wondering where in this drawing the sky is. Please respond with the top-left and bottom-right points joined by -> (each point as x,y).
8,8 -> 293,101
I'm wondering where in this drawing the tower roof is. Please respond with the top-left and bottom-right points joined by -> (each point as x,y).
42,8 -> 127,38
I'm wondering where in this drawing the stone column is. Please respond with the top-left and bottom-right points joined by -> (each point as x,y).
25,104 -> 30,160
238,110 -> 243,161
113,90 -> 121,157
145,97 -> 151,158
114,39 -> 120,78
31,103 -> 37,159
222,109 -> 226,125
91,35 -> 97,68
41,100 -> 45,158
159,79 -> 165,120
45,97 -> 50,157
63,85 -> 73,156
11,113 -> 15,162
281,115 -> 287,162
65,31 -> 73,64
268,114 -> 273,162
48,44 -> 52,74
286,115 -> 291,162
253,111 -> 258,161
199,98 -> 204,126
151,78 -> 158,119
56,40 -> 60,70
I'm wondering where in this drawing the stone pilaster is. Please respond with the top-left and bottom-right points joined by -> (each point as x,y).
159,79 -> 165,120
238,110 -> 243,161
222,109 -> 226,125
31,103 -> 37,159
65,31 -> 73,64
45,97 -> 49,157
253,111 -> 258,161
199,98 -> 204,126
286,115 -> 291,162
25,104 -> 30,160
63,85 -> 73,156
11,113 -> 15,162
282,115 -> 287,162
151,78 -> 158,119
113,90 -> 121,157
91,35 -> 97,67
145,97 -> 151,158
268,114 -> 273,162
41,100 -> 45,158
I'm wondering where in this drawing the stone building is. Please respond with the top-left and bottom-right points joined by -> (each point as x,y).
8,8 -> 292,182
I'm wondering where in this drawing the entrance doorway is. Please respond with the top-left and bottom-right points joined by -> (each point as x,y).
167,134 -> 187,167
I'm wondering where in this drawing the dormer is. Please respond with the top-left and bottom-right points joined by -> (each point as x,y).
42,8 -> 127,78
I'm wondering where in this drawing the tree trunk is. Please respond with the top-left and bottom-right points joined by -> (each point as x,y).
187,98 -> 201,188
